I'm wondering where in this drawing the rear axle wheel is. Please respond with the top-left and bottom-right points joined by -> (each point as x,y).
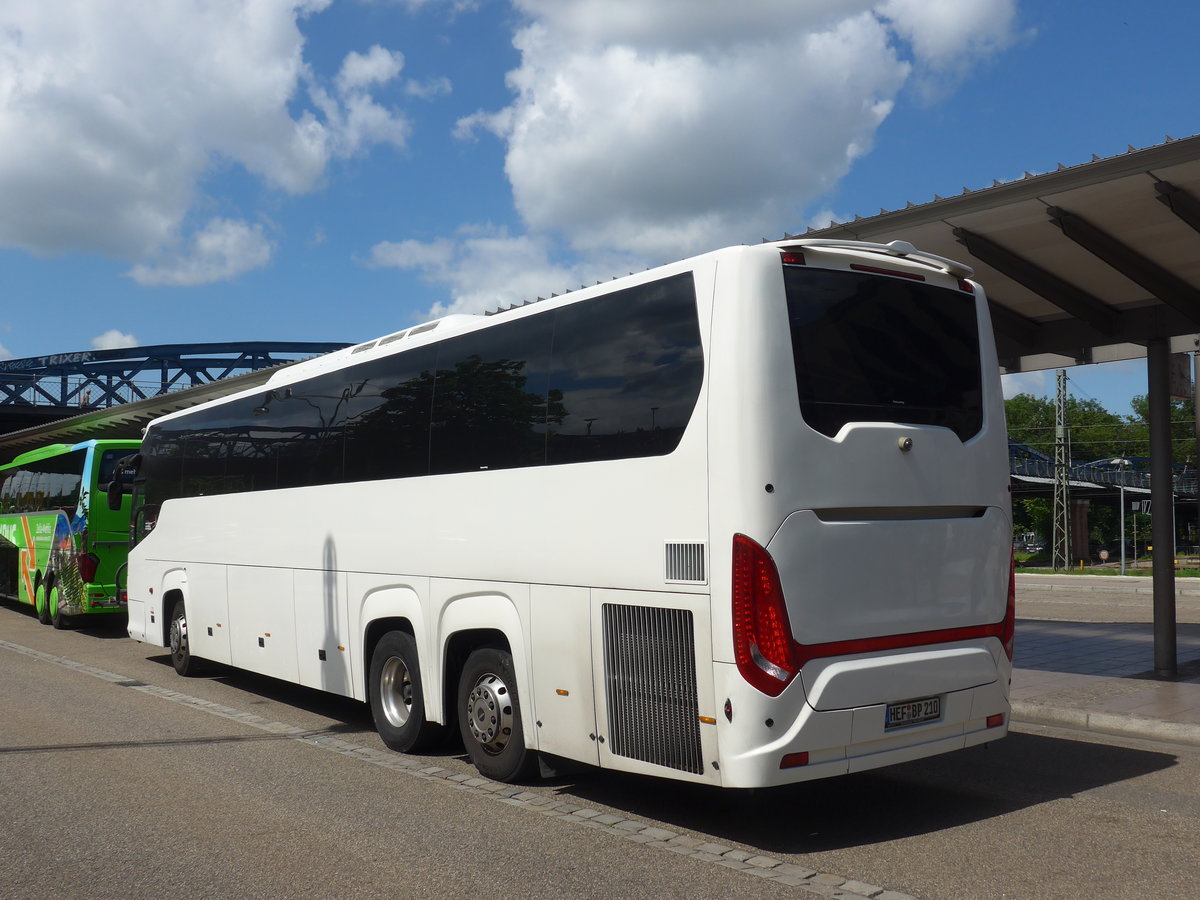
457,647 -> 537,783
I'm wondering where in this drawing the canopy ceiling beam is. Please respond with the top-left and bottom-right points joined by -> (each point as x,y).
987,300 -> 1041,351
955,227 -> 1121,336
993,304 -> 1195,371
1047,205 -> 1200,325
1155,180 -> 1200,235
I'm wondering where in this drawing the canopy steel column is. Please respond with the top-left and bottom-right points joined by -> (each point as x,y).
1147,338 -> 1178,677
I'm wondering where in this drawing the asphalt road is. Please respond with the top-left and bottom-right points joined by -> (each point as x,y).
2,598 -> 1199,900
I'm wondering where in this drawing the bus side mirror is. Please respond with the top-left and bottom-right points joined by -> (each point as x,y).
106,478 -> 123,511
107,454 -> 140,511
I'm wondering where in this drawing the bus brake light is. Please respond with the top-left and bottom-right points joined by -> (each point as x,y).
77,552 -> 100,584
732,534 -> 798,696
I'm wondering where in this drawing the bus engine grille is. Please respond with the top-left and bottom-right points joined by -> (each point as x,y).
602,604 -> 703,775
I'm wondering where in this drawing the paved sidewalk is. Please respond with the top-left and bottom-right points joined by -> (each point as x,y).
1010,574 -> 1200,746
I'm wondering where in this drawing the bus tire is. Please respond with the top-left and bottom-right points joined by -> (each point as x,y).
169,600 -> 202,676
48,583 -> 71,630
369,631 -> 445,753
34,581 -> 51,626
457,647 -> 537,783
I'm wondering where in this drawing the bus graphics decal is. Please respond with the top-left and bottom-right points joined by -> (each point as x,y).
19,515 -> 37,604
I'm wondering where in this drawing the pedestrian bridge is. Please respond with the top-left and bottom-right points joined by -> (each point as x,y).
1009,440 -> 1196,498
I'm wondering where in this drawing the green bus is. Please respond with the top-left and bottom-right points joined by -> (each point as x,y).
0,439 -> 140,627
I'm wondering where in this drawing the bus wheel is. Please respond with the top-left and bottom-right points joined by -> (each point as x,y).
169,601 -> 202,676
48,584 -> 71,630
34,582 -> 51,626
369,631 -> 444,753
457,648 -> 537,783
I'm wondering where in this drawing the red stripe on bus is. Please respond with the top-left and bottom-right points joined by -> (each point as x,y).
793,620 -> 1009,669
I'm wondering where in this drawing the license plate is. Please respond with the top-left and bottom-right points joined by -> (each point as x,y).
885,695 -> 941,730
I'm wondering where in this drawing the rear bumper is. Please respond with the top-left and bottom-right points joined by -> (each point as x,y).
61,582 -> 127,615
713,642 -> 1011,788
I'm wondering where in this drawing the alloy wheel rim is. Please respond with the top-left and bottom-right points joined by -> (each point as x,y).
380,656 -> 413,728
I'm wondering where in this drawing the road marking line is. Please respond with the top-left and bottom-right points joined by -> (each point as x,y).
0,636 -> 912,900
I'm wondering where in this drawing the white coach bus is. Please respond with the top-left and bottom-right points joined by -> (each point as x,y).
120,239 -> 1013,787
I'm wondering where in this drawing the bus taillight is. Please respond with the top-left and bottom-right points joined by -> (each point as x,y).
732,534 -> 798,696
77,552 -> 100,584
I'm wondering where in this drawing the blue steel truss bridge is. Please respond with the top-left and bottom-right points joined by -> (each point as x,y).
0,341 -> 349,435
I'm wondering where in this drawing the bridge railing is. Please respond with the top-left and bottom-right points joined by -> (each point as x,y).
1009,452 -> 1197,497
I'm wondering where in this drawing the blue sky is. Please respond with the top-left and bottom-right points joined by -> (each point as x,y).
2,0 -> 1198,418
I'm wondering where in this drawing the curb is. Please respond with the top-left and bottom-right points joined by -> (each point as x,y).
1015,575 -> 1200,597
1011,701 -> 1200,747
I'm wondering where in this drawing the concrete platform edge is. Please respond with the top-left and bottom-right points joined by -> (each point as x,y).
1011,700 -> 1200,748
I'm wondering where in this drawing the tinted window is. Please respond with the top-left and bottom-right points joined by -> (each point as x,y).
268,372 -> 348,489
430,314 -> 554,474
0,449 -> 87,513
343,345 -> 437,481
98,449 -> 136,488
140,433 -> 183,507
547,273 -> 703,464
139,271 -> 704,499
785,266 -> 982,441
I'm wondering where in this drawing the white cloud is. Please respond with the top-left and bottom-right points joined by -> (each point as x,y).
406,76 -> 453,100
370,226 -> 622,319
126,218 -> 274,287
510,0 -> 863,49
877,0 -> 1017,73
91,329 -> 139,350
0,344 -> 11,360
391,0 -> 481,14
369,238 -> 457,270
0,0 -> 412,279
336,45 -> 404,95
449,0 -> 1019,261
1002,370 -> 1050,399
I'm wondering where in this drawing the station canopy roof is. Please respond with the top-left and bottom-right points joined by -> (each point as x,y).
803,134 -> 1200,374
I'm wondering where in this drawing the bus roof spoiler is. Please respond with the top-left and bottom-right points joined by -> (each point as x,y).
786,239 -> 975,280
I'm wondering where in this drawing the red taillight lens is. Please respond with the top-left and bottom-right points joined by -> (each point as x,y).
1001,549 -> 1016,660
77,552 -> 100,584
732,534 -> 798,696
780,251 -> 805,265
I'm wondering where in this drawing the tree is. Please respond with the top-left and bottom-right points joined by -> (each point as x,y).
1006,392 -> 1147,552
1127,394 -> 1196,466
1004,393 -> 1127,463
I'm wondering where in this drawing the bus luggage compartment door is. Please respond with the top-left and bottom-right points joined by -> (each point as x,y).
530,585 -> 599,765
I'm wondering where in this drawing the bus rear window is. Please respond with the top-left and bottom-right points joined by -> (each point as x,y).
784,266 -> 982,441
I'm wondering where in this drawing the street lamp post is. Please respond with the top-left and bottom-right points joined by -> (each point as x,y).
1112,458 -> 1131,576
